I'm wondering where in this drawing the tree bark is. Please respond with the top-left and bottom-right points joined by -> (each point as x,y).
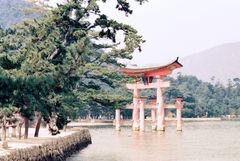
18,124 -> 22,139
12,126 -> 17,137
2,126 -> 6,141
63,125 -> 67,132
6,127 -> 9,138
34,112 -> 42,137
24,117 -> 29,139
2,116 -> 7,141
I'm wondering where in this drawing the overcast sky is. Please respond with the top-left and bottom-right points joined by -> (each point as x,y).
98,0 -> 240,66
45,0 -> 240,66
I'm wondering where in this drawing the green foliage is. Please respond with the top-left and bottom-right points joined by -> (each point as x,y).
139,74 -> 240,118
0,0 -> 144,127
165,74 -> 240,117
0,106 -> 18,119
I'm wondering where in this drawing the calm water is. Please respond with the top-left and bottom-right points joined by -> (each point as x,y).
67,121 -> 240,161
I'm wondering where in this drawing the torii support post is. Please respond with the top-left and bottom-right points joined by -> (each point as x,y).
132,87 -> 140,131
139,98 -> 145,132
175,97 -> 183,131
157,76 -> 165,131
151,108 -> 157,130
115,109 -> 121,131
150,99 -> 157,130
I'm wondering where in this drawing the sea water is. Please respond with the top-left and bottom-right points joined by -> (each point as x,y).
67,121 -> 240,161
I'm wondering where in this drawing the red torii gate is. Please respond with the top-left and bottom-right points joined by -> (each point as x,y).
115,58 -> 183,131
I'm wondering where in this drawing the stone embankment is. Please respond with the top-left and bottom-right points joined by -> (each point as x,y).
0,129 -> 91,161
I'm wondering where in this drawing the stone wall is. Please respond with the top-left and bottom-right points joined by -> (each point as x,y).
0,129 -> 91,161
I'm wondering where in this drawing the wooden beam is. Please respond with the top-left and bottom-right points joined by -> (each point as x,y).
126,104 -> 134,109
164,104 -> 176,109
126,81 -> 170,89
126,104 -> 176,109
145,105 -> 157,109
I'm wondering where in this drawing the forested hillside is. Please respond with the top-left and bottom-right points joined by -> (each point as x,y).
177,42 -> 240,84
0,0 -> 35,28
120,75 -> 240,119
139,75 -> 240,118
164,75 -> 240,118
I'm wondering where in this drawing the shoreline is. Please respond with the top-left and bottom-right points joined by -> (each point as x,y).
0,128 -> 91,161
68,117 -> 240,127
68,117 -> 226,127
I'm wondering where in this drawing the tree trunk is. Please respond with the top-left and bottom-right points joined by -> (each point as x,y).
34,112 -> 42,137
2,116 -> 7,141
2,126 -> 6,141
18,124 -> 22,139
24,117 -> 29,139
12,126 -> 17,138
1,125 -> 8,148
63,125 -> 67,132
1,116 -> 8,148
6,127 -> 9,138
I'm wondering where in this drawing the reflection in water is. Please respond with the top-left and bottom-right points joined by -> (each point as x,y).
67,121 -> 240,161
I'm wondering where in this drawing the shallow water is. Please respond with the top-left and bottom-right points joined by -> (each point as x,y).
67,121 -> 240,161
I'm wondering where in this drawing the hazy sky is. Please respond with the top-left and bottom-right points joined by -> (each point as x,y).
99,0 -> 240,66
43,0 -> 240,66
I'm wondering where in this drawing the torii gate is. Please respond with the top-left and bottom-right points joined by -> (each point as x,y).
115,58 -> 183,132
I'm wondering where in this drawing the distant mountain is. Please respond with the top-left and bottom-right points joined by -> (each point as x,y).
176,42 -> 240,85
0,0 -> 35,28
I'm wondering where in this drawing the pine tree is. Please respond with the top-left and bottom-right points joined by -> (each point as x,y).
0,0 -> 144,138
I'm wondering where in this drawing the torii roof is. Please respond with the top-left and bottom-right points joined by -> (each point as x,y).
119,57 -> 183,76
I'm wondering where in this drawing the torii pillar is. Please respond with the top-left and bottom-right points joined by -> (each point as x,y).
139,97 -> 146,132
132,86 -> 140,131
156,76 -> 165,131
175,97 -> 183,131
150,99 -> 157,130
